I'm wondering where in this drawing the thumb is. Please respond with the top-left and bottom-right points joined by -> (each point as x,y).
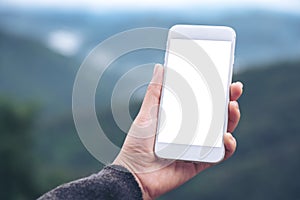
134,64 -> 164,126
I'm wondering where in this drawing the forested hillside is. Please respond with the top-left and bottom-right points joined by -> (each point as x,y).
1,29 -> 299,199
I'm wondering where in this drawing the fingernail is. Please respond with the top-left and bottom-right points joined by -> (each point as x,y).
231,101 -> 239,108
231,134 -> 235,142
235,81 -> 243,89
227,132 -> 235,143
231,135 -> 236,146
153,64 -> 161,76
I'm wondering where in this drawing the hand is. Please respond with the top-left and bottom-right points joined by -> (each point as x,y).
113,64 -> 243,199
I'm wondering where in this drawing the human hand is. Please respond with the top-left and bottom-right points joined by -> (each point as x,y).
113,64 -> 243,199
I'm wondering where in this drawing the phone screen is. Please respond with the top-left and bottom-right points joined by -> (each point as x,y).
157,38 -> 232,148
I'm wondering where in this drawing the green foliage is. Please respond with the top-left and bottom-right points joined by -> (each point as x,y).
0,99 -> 39,200
0,30 -> 100,197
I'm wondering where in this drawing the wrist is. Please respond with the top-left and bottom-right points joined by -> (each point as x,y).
113,159 -> 152,200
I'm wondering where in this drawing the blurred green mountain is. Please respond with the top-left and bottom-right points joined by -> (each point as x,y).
0,30 -> 300,199
1,8 -> 300,69
0,30 -> 78,114
0,30 -> 100,198
0,99 -> 38,199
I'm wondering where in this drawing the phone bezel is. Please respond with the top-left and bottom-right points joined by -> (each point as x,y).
154,25 -> 236,163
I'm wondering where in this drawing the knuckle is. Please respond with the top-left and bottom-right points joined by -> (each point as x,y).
147,83 -> 161,98
135,114 -> 152,126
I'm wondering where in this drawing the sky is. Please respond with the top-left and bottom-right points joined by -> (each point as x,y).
1,0 -> 300,13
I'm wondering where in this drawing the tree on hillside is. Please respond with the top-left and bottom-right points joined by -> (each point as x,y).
0,99 -> 38,200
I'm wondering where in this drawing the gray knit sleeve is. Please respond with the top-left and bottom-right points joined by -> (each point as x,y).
38,165 -> 143,200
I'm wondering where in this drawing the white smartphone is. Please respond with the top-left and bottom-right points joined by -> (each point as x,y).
154,25 -> 236,163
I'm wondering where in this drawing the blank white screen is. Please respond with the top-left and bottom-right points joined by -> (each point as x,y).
157,39 -> 232,147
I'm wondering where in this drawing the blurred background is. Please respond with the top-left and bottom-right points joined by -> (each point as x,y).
0,0 -> 300,199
